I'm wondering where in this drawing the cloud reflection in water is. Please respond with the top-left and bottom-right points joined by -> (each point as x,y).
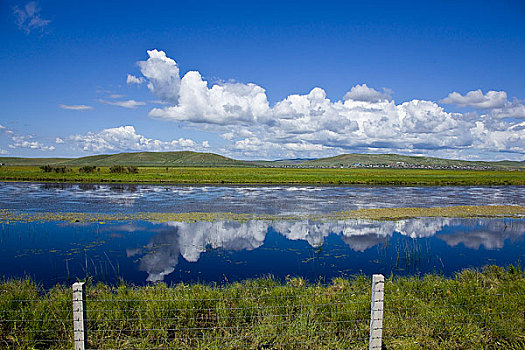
128,218 -> 523,282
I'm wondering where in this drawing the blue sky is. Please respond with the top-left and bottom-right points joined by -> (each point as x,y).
1,0 -> 524,160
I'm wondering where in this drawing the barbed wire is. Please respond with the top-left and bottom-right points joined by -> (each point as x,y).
83,300 -> 368,314
83,320 -> 370,334
83,289 -> 367,303
80,308 -> 370,323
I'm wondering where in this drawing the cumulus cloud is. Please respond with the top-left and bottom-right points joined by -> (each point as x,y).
127,50 -> 525,160
13,1 -> 50,34
149,71 -> 271,125
9,135 -> 55,151
0,124 -> 54,152
343,84 -> 391,102
441,89 -> 508,109
68,125 -> 209,153
98,99 -> 146,109
126,74 -> 145,85
58,104 -> 93,111
138,49 -> 181,103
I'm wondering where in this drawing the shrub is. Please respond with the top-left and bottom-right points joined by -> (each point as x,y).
109,165 -> 139,174
40,165 -> 54,173
79,166 -> 97,174
53,166 -> 70,173
40,165 -> 71,173
127,166 -> 138,174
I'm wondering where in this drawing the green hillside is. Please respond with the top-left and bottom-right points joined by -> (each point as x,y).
59,151 -> 253,167
0,157 -> 72,166
301,153 -> 524,170
0,152 -> 523,170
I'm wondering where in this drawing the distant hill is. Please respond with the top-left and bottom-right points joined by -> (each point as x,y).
251,158 -> 316,167
0,152 -> 252,167
301,153 -> 524,170
0,157 -> 73,166
0,151 -> 523,170
60,151 -> 253,167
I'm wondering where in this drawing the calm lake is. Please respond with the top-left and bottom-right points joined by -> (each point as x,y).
1,182 -> 523,288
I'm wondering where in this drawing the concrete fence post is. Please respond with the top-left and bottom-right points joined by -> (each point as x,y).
369,274 -> 384,350
72,282 -> 87,350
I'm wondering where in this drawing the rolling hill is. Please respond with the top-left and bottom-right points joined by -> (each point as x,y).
0,151 -> 523,170
59,151 -> 253,167
301,153 -> 524,170
0,157 -> 73,166
0,152 -> 252,167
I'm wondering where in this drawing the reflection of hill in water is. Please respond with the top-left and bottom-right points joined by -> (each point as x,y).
127,218 -> 524,282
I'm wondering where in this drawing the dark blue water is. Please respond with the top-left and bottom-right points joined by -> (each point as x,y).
1,218 -> 523,288
0,182 -> 523,288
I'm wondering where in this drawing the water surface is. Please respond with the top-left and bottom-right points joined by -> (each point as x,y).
0,182 -> 523,288
1,182 -> 523,214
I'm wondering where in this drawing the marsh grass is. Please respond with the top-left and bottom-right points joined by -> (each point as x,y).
1,266 -> 524,349
0,205 -> 523,225
0,166 -> 524,185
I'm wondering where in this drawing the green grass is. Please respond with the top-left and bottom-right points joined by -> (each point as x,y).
0,166 -> 524,185
1,205 -> 523,224
1,266 -> 524,349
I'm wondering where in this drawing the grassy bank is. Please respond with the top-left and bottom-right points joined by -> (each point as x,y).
1,265 -> 524,349
0,205 -> 524,224
0,166 -> 524,185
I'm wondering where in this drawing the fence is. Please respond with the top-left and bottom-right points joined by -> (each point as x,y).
1,267 -> 524,349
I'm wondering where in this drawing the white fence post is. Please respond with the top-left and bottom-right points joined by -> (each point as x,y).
369,274 -> 384,350
73,282 -> 87,350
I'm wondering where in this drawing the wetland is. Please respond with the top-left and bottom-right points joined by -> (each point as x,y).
0,182 -> 523,288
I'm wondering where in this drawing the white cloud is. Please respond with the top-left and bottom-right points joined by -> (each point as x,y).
138,49 -> 181,103
127,50 -> 525,160
149,71 -> 271,125
0,149 -> 8,155
9,135 -> 55,151
343,84 -> 391,102
0,125 -> 55,152
58,104 -> 93,111
55,137 -> 64,144
126,74 -> 145,85
441,89 -> 508,109
13,1 -> 51,34
98,99 -> 146,109
489,101 -> 525,119
68,125 -> 209,153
